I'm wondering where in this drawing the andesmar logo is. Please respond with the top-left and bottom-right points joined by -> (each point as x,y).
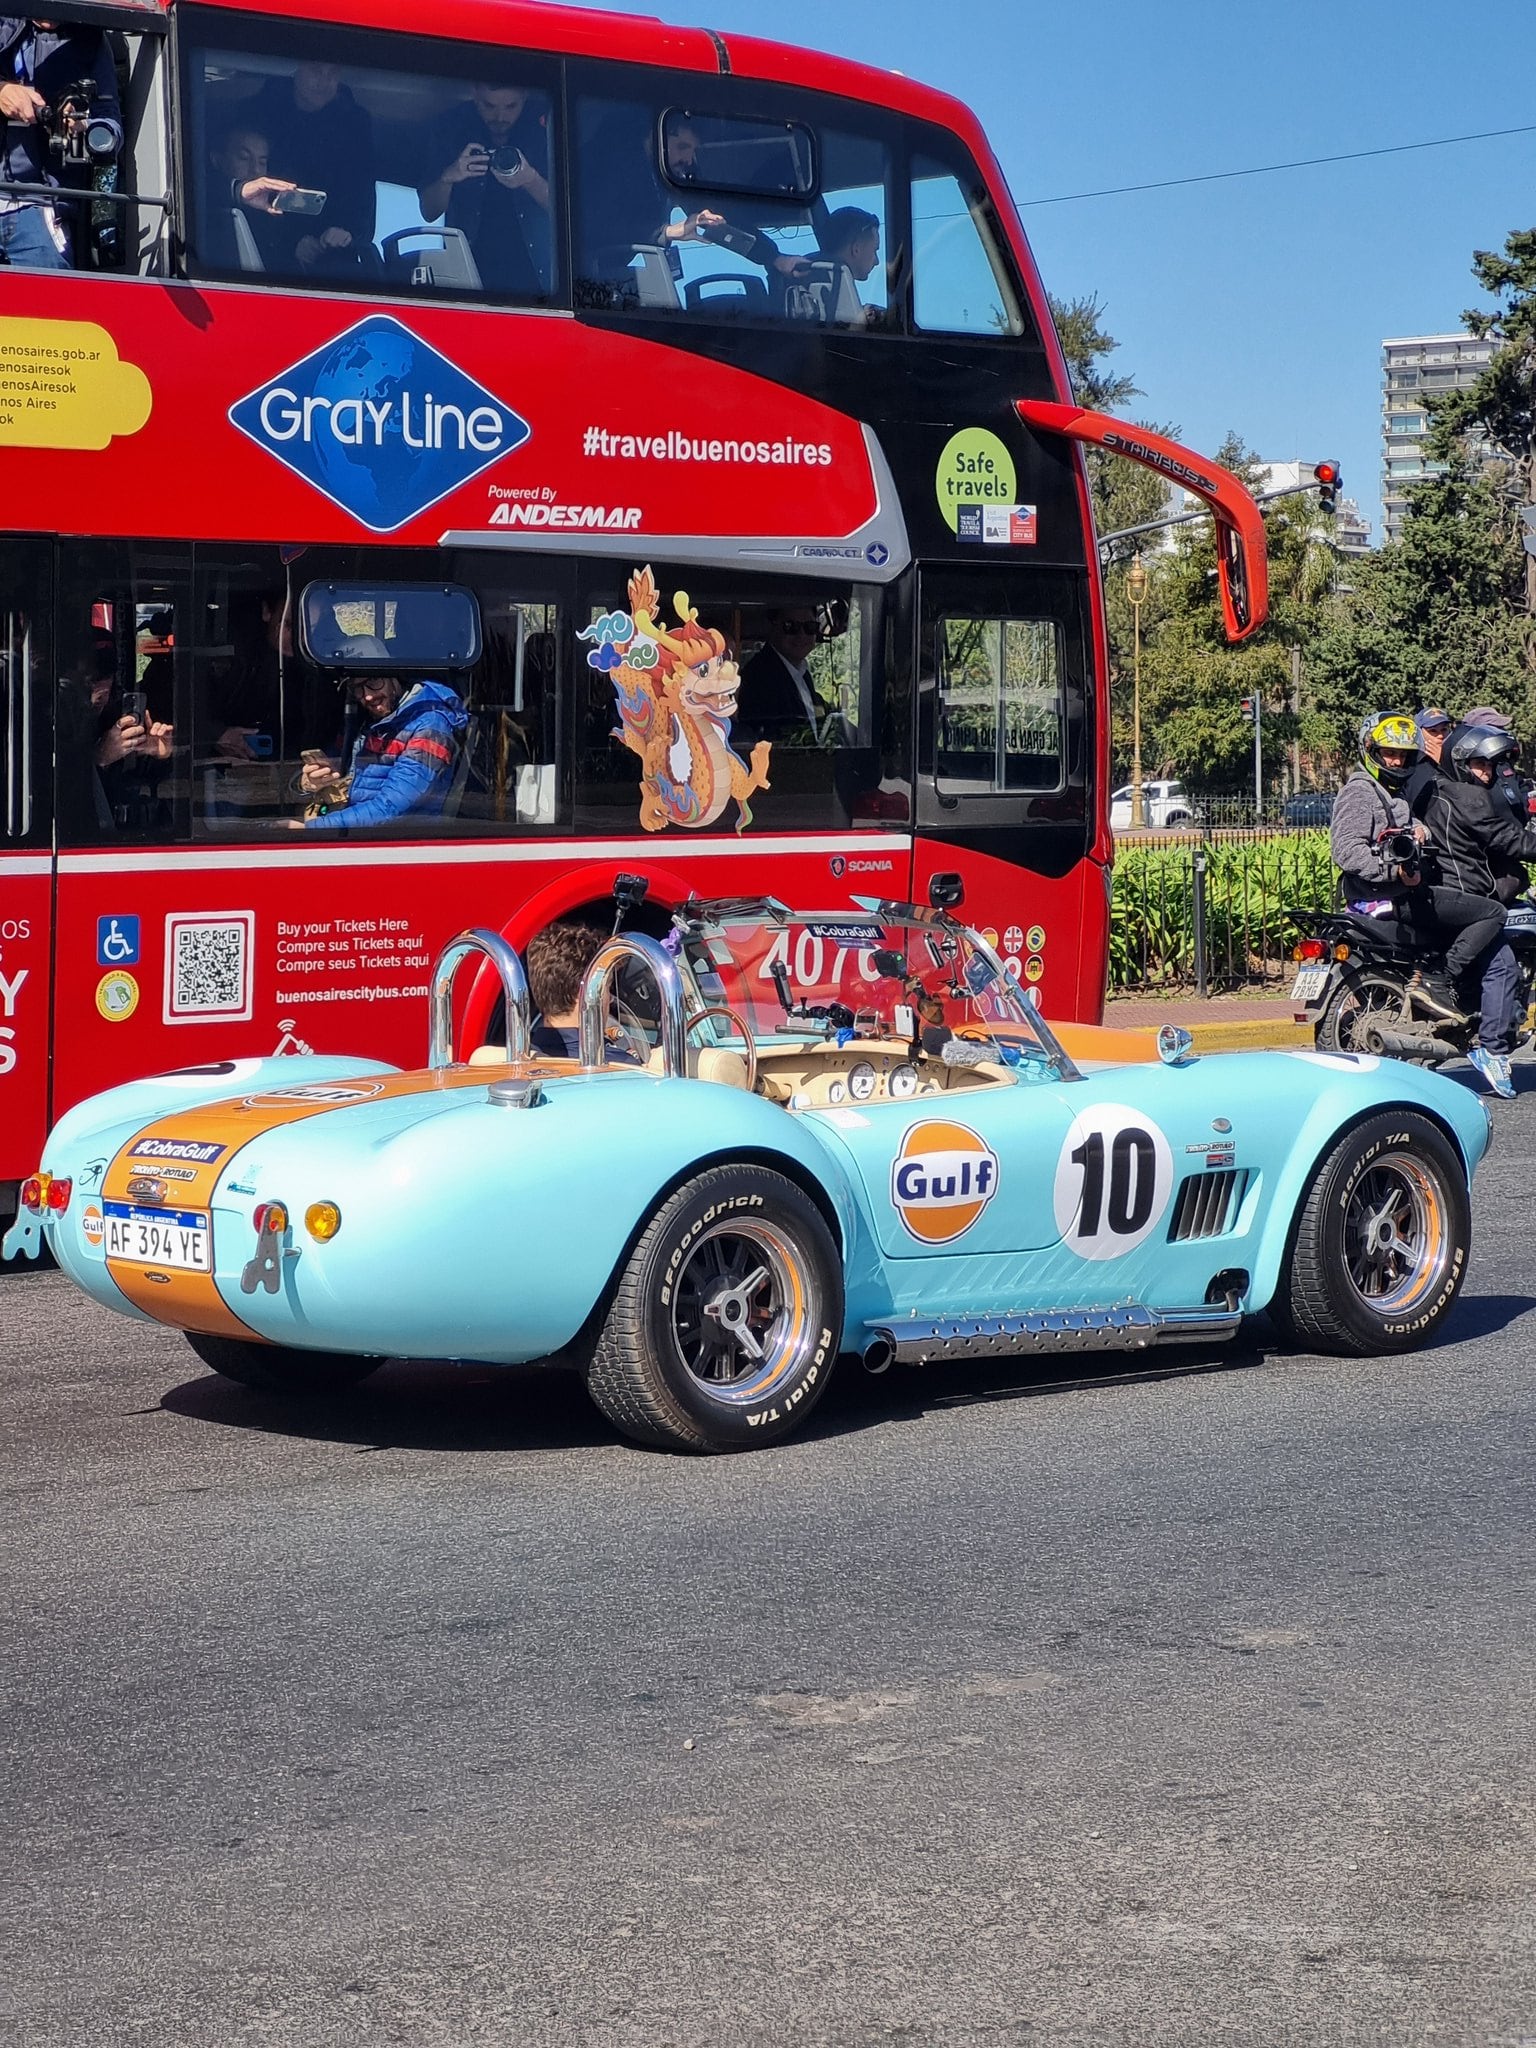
229,315 -> 530,534
891,1121 -> 1000,1244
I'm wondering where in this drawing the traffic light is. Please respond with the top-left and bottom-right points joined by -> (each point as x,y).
1314,460 -> 1341,515
1239,695 -> 1257,722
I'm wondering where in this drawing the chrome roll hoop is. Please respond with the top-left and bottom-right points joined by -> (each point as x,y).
579,933 -> 687,1076
428,928 -> 531,1070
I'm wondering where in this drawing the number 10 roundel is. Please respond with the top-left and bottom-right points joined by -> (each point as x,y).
1052,1104 -> 1174,1259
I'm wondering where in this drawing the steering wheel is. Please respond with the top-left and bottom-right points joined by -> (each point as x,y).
684,1005 -> 759,1094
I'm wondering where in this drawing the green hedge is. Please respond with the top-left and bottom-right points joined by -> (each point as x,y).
1109,830 -> 1336,989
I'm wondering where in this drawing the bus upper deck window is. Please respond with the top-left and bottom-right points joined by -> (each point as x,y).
911,153 -> 1024,339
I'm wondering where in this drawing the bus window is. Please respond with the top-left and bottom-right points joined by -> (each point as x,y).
572,81 -> 892,330
55,547 -> 189,844
181,15 -> 559,304
571,565 -> 891,836
929,615 -> 1065,800
189,551 -> 565,839
911,152 -> 1025,338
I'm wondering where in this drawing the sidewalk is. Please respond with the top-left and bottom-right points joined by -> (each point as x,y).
1101,987 -> 1312,1053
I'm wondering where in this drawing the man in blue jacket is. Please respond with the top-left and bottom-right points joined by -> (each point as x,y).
295,639 -> 468,834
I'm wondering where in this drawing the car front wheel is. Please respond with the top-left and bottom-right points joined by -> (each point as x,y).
1272,1111 -> 1470,1354
586,1164 -> 843,1452
186,1331 -> 384,1394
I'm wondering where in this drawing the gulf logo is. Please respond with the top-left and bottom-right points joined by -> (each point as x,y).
891,1121 -> 1000,1244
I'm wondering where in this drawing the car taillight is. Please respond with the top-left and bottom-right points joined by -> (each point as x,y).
20,1175 -> 44,1212
46,1178 -> 72,1213
253,1201 -> 289,1236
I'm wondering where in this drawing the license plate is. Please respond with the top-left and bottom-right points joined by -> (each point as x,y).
1289,964 -> 1331,1003
103,1200 -> 211,1272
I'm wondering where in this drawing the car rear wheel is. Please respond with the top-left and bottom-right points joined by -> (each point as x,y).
186,1331 -> 384,1394
586,1164 -> 843,1452
1273,1111 -> 1469,1354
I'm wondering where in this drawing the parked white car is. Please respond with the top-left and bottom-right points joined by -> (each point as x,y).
1110,779 -> 1195,830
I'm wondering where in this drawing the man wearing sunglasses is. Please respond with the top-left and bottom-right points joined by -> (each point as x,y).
293,636 -> 468,833
740,604 -> 844,747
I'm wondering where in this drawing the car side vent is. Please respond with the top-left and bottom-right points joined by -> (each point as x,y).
1168,1169 -> 1248,1242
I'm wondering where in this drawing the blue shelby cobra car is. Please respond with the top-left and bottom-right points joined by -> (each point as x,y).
7,897 -> 1490,1452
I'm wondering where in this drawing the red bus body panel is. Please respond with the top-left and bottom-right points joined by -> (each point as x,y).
0,862 -> 51,1177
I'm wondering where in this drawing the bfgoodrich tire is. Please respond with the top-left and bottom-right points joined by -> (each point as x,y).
186,1331 -> 384,1394
1273,1111 -> 1470,1355
585,1164 -> 843,1452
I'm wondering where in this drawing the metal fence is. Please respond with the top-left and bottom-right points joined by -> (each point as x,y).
1109,826 -> 1337,993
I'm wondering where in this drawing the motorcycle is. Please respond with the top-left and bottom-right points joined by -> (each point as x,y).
1288,900 -> 1536,1065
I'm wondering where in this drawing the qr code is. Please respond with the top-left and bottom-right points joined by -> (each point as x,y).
163,911 -> 255,1024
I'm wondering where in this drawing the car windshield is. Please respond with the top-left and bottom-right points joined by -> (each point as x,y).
671,897 -> 1075,1077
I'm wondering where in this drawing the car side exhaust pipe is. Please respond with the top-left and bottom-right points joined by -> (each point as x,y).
861,1334 -> 895,1376
1362,1024 -> 1461,1063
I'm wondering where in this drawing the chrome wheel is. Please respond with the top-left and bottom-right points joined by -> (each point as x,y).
1341,1157 -> 1448,1315
668,1218 -> 813,1407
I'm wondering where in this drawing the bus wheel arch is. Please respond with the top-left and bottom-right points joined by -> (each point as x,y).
457,859 -> 699,1055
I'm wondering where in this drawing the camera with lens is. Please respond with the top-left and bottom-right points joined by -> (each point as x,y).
1379,827 -> 1419,867
487,144 -> 525,176
45,79 -> 123,169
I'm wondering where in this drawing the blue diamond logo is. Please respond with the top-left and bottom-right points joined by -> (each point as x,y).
229,315 -> 530,534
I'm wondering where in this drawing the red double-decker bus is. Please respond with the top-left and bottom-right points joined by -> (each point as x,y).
0,0 -> 1266,1207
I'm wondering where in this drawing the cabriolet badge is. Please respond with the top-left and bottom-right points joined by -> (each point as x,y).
891,1120 -> 1000,1244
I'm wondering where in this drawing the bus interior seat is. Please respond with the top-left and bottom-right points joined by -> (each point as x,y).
380,225 -> 482,292
439,711 -> 479,819
229,208 -> 265,271
629,245 -> 681,310
782,259 -> 863,325
683,273 -> 770,313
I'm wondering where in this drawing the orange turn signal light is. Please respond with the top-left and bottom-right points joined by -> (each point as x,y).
1333,943 -> 1351,961
304,1201 -> 342,1243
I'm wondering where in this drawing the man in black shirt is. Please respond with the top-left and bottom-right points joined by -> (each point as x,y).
248,60 -> 377,278
418,81 -> 552,296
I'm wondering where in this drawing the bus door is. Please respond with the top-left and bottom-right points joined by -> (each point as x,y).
913,565 -> 1098,1021
0,542 -> 54,1190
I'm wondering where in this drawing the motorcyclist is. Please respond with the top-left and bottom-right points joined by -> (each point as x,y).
1329,713 -> 1473,1023
1418,726 -> 1536,1096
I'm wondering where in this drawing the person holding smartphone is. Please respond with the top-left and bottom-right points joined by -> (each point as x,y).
418,79 -> 552,297
246,60 -> 378,278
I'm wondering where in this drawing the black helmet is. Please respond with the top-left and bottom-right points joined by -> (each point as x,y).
1449,726 -> 1519,780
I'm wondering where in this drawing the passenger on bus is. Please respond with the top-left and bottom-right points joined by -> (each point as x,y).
812,206 -> 883,324
294,639 -> 468,834
740,606 -> 845,746
581,115 -> 780,290
245,61 -> 378,278
204,123 -> 294,270
417,80 -> 553,295
58,635 -> 174,835
0,16 -> 121,268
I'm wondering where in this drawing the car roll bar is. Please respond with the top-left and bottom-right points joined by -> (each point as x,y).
579,934 -> 687,1076
428,928 -> 530,1069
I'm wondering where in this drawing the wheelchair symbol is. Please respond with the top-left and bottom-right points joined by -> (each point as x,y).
96,915 -> 141,968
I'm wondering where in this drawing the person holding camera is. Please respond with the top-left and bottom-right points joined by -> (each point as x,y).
0,15 -> 120,268
1330,712 -> 1503,1026
418,80 -> 552,297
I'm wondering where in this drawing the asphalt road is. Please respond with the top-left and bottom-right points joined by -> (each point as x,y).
3,1069 -> 1536,2047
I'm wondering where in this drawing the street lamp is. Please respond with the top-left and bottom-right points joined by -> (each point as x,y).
1125,552 -> 1149,829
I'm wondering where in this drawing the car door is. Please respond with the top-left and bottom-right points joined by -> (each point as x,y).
812,1069 -> 1080,1259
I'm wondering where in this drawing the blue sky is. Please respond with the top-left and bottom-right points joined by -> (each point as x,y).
575,0 -> 1536,540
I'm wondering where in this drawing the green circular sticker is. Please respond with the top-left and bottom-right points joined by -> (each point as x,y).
935,428 -> 1017,533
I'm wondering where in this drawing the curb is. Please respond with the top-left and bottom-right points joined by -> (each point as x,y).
1180,1016 -> 1314,1054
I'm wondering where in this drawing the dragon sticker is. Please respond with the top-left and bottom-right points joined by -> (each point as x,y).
580,567 -> 772,834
